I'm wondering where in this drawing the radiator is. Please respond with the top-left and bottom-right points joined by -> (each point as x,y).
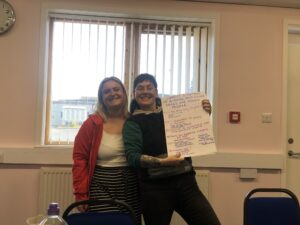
38,167 -> 210,224
38,167 -> 74,215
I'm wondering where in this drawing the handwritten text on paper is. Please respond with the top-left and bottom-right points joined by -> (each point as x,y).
162,92 -> 217,157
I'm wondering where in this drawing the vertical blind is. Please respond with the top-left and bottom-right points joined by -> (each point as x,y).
46,14 -> 210,144
136,23 -> 208,95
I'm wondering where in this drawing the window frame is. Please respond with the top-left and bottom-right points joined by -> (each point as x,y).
36,6 -> 219,147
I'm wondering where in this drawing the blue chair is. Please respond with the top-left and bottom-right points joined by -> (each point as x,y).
244,188 -> 300,225
62,199 -> 137,225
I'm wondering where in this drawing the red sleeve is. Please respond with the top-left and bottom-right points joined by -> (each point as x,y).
72,118 -> 94,201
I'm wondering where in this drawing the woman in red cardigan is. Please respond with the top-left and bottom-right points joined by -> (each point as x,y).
72,76 -> 141,225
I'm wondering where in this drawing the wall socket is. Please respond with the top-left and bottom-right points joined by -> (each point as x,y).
240,168 -> 257,179
261,113 -> 272,123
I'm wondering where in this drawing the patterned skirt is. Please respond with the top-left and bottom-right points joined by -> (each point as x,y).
89,165 -> 141,224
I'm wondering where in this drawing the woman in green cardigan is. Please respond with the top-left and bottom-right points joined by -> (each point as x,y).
123,73 -> 221,225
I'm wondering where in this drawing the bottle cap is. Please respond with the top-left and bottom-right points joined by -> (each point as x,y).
48,202 -> 60,215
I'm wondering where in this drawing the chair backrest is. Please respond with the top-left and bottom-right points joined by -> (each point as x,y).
62,199 -> 137,225
244,188 -> 300,225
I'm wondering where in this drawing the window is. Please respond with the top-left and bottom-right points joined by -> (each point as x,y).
43,13 -> 214,145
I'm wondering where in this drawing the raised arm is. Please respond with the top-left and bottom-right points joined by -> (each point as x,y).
202,99 -> 212,115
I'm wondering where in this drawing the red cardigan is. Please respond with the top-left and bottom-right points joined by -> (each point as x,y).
72,114 -> 104,201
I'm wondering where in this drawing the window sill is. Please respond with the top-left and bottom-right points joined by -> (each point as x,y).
0,147 -> 73,165
0,147 -> 284,169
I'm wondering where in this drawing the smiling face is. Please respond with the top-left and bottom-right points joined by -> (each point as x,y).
134,80 -> 158,111
101,80 -> 126,112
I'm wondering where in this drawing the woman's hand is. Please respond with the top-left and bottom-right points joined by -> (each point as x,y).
202,99 -> 212,115
77,204 -> 88,212
159,153 -> 184,166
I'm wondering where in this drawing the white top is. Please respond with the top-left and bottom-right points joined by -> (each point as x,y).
97,130 -> 128,167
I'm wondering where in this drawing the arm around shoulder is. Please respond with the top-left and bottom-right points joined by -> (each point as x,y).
123,120 -> 144,167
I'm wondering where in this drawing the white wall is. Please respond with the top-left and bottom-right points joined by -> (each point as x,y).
1,0 -> 300,225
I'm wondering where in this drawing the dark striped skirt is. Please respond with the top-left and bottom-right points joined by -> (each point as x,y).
89,165 -> 141,225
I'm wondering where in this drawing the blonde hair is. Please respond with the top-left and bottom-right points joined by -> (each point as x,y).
96,76 -> 128,120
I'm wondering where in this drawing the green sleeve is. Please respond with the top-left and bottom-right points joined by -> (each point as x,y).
123,120 -> 143,167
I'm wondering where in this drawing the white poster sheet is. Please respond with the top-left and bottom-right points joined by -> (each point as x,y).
162,92 -> 217,157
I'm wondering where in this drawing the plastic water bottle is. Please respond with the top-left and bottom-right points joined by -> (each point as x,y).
39,203 -> 68,225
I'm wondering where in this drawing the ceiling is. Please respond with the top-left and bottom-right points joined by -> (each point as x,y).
178,0 -> 300,9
